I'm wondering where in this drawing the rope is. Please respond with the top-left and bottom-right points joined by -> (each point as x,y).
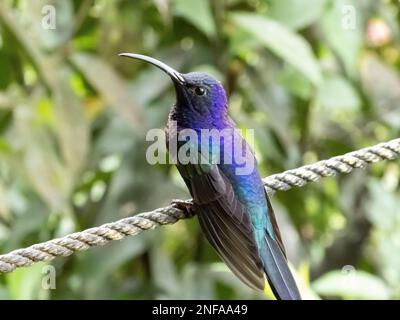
0,138 -> 399,274
263,138 -> 400,194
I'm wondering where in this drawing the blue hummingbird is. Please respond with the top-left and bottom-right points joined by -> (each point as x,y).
120,53 -> 301,300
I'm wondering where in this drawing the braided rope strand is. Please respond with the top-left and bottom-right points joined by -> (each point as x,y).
263,138 -> 400,194
0,205 -> 187,273
0,138 -> 399,274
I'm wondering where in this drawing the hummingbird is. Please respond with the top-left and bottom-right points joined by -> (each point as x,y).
119,53 -> 301,300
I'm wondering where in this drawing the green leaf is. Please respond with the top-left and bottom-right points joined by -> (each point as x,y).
0,3 -> 55,87
181,264 -> 215,299
312,269 -> 391,299
23,0 -> 74,50
317,75 -> 360,112
0,137 -> 12,155
150,246 -> 180,298
232,13 -> 321,85
320,0 -> 363,78
52,68 -> 89,177
173,0 -> 216,37
72,52 -> 144,130
6,262 -> 49,300
76,235 -> 148,298
268,0 -> 326,30
360,54 -> 400,128
279,65 -> 313,99
367,178 -> 400,230
14,102 -> 72,210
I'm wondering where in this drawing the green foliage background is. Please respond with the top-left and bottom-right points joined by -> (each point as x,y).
0,0 -> 399,299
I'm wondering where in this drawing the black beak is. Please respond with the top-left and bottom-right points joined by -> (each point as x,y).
118,53 -> 186,86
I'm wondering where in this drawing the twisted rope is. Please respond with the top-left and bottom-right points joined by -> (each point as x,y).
263,138 -> 400,194
0,138 -> 399,274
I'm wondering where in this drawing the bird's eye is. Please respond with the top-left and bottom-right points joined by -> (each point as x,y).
194,86 -> 206,96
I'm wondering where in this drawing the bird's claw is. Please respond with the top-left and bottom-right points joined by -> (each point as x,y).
171,199 -> 196,218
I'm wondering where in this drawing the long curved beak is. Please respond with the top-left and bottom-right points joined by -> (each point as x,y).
118,53 -> 186,85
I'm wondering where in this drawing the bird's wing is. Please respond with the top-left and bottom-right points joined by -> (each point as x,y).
176,160 -> 265,291
265,193 -> 286,257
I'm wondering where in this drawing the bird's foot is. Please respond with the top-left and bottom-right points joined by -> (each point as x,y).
171,199 -> 196,218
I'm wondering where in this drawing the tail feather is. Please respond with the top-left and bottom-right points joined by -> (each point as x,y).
261,233 -> 302,300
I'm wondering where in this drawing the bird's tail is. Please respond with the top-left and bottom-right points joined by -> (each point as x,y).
259,233 -> 302,300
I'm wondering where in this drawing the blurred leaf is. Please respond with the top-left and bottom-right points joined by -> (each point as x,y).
0,138 -> 12,155
14,103 -> 72,210
239,64 -> 298,165
77,235 -> 148,298
23,0 -> 74,50
180,264 -> 215,299
154,0 -> 171,24
312,269 -> 391,299
366,178 -> 400,289
0,285 -> 9,299
2,198 -> 47,251
360,54 -> 400,128
52,68 -> 89,176
6,262 -> 49,300
0,4 -> 88,182
150,246 -> 180,298
317,75 -> 361,113
366,179 -> 399,229
173,0 -> 216,37
72,52 -> 144,130
279,65 -> 313,99
0,3 -> 56,87
320,0 -> 363,78
210,263 -> 262,298
268,0 -> 326,30
233,13 -> 321,85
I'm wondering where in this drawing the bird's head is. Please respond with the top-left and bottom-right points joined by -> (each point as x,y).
119,53 -> 228,128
